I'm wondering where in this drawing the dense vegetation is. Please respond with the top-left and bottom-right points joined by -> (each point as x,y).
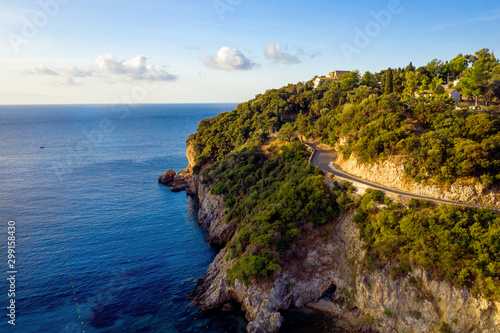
202,143 -> 352,284
189,48 -> 500,186
356,189 -> 500,300
316,92 -> 500,186
186,48 -> 500,295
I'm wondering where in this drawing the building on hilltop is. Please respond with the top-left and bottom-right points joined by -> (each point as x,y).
445,89 -> 461,104
450,78 -> 461,88
314,70 -> 350,89
414,89 -> 461,104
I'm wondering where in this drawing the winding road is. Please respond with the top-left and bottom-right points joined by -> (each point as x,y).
305,143 -> 495,210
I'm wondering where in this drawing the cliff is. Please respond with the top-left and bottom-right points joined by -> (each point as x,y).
161,140 -> 236,247
172,141 -> 500,333
191,173 -> 236,248
334,150 -> 500,208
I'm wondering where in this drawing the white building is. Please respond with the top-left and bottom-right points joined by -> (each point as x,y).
415,89 -> 461,104
314,70 -> 350,89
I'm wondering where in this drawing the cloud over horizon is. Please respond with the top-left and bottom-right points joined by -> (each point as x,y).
26,54 -> 178,85
264,44 -> 300,65
95,54 -> 177,81
201,47 -> 257,71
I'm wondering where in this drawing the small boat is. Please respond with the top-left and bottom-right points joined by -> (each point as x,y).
39,146 -> 45,149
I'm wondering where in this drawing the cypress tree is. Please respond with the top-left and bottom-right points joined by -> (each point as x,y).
384,68 -> 394,94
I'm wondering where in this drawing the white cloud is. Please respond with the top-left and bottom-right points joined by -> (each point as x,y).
201,46 -> 257,71
25,54 -> 178,86
26,65 -> 58,75
264,44 -> 300,65
95,54 -> 178,81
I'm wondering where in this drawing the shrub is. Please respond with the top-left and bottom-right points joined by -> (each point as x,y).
357,191 -> 500,301
409,310 -> 422,319
439,322 -> 452,333
481,174 -> 494,188
211,185 -> 226,195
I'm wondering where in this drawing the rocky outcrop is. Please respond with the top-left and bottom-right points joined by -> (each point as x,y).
335,153 -> 500,208
158,169 -> 176,184
158,169 -> 195,193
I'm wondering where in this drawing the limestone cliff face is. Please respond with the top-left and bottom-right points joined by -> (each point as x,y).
355,266 -> 500,333
192,174 -> 236,247
185,138 -> 196,173
335,152 -> 500,208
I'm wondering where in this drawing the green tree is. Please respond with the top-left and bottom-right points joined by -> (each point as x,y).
297,112 -> 311,140
448,53 -> 468,80
393,70 -> 405,95
429,77 -> 445,94
279,123 -> 296,142
426,58 -> 445,78
485,63 -> 500,105
347,85 -> 375,104
419,75 -> 431,92
403,71 -> 421,98
459,58 -> 490,107
360,71 -> 378,88
339,70 -> 360,92
405,62 -> 416,72
384,68 -> 394,94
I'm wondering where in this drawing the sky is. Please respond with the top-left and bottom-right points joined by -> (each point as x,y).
0,0 -> 499,104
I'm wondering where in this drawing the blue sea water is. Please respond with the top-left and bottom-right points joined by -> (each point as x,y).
0,104 -> 250,333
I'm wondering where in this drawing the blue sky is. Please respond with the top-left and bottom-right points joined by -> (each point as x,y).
0,0 -> 499,104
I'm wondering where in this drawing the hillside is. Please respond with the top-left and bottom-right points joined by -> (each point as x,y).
168,48 -> 500,333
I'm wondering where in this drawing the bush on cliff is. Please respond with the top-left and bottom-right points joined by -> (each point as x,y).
202,143 -> 346,285
356,189 -> 500,300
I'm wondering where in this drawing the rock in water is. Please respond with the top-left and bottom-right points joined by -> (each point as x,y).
158,169 -> 176,184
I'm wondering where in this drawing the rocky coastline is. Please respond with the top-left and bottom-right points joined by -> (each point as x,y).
159,142 -> 500,333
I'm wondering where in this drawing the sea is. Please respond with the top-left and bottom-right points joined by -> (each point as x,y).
0,104 -> 350,333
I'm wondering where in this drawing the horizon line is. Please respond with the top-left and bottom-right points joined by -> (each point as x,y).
0,102 -> 241,107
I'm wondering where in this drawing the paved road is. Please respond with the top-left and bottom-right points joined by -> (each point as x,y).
305,143 -> 495,210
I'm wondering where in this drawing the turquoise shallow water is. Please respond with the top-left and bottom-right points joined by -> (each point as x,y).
0,104 -> 249,333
